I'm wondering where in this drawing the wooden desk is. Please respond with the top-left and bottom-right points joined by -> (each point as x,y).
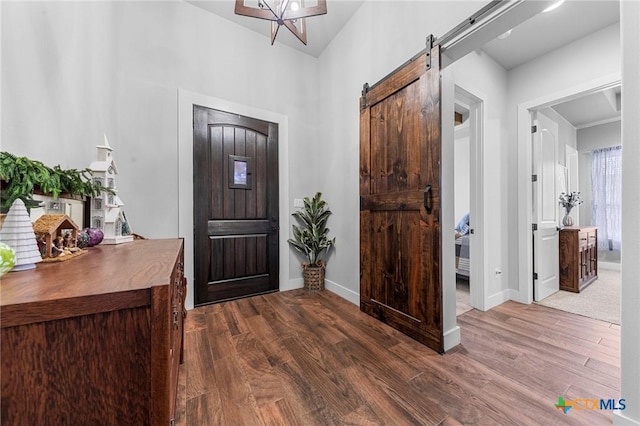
1,239 -> 185,425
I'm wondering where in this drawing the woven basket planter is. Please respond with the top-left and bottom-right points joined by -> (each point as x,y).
303,265 -> 325,291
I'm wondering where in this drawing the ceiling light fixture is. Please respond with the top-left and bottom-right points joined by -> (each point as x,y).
497,29 -> 512,40
543,0 -> 565,13
234,0 -> 327,46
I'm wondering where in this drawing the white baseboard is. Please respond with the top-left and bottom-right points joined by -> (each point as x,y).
599,261 -> 621,271
508,288 -> 529,304
614,411 -> 640,425
443,325 -> 461,352
283,277 -> 360,306
486,289 -> 510,310
283,277 -> 304,292
324,279 -> 360,306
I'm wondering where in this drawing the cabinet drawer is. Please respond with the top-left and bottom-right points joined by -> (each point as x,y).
579,231 -> 589,248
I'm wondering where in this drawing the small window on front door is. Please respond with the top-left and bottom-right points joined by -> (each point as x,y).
229,155 -> 252,189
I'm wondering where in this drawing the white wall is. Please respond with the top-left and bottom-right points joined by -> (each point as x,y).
1,1 -> 321,307
451,50 -> 509,309
618,1 -> 640,424
506,23 -> 621,296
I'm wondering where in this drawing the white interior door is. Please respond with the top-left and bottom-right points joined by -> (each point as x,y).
532,111 -> 560,301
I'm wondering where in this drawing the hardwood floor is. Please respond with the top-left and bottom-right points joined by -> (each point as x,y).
175,289 -> 620,425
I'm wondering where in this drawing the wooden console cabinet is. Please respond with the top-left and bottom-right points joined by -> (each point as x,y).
1,239 -> 185,425
559,226 -> 598,293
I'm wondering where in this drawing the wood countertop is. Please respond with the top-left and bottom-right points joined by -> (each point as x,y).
0,238 -> 183,327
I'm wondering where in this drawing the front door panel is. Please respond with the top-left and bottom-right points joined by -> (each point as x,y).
193,106 -> 279,305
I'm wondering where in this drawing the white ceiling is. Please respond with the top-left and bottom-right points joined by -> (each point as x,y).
550,86 -> 621,129
481,0 -> 620,71
485,0 -> 620,129
188,0 -> 621,128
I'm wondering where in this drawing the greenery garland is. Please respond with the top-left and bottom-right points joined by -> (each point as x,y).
0,152 -> 114,211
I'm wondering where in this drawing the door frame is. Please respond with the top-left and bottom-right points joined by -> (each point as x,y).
514,74 -> 621,304
178,89 -> 291,310
453,84 -> 486,311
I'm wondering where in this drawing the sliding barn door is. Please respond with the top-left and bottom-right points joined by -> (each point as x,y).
360,43 -> 443,352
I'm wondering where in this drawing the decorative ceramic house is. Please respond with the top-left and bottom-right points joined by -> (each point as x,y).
0,199 -> 42,271
33,214 -> 80,259
89,135 -> 133,245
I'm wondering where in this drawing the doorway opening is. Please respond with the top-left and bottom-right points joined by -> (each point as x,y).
453,86 -> 484,315
527,84 -> 622,325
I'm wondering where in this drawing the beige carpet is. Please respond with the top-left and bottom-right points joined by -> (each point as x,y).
536,268 -> 620,324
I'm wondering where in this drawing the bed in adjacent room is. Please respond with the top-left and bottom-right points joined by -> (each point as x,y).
455,213 -> 470,279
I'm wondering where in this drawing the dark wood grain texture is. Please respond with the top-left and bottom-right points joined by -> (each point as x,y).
193,106 -> 279,306
177,290 -> 620,425
360,46 -> 443,352
1,239 -> 185,426
559,226 -> 598,292
2,307 -> 151,425
0,239 -> 182,325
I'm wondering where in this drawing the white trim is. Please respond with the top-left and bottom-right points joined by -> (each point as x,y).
486,289 -> 510,310
287,278 -> 304,291
614,411 -> 640,426
455,84 -> 487,311
441,64 -> 460,350
325,279 -> 359,306
178,89 -> 290,310
575,116 -> 621,130
443,325 -> 461,352
516,74 -> 621,305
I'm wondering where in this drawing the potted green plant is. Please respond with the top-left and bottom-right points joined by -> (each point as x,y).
287,192 -> 336,291
0,152 -> 113,213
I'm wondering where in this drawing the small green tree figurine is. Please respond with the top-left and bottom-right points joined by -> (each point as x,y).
287,192 -> 336,269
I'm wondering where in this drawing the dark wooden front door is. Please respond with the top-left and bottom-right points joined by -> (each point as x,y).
193,106 -> 279,306
359,43 -> 443,352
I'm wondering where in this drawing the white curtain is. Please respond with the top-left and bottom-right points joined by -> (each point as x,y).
591,146 -> 622,250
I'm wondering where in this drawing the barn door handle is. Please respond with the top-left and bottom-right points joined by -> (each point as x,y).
423,185 -> 432,214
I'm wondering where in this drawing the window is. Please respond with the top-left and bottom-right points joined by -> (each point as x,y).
93,217 -> 102,229
591,146 -> 622,250
94,198 -> 102,210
